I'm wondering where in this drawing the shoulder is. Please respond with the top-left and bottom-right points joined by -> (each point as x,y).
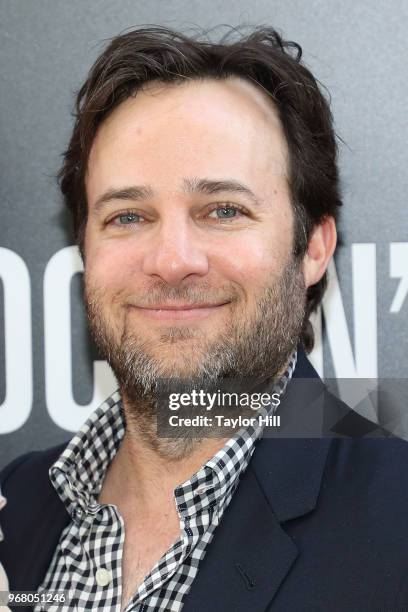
327,435 -> 408,476
0,444 -> 71,592
321,387 -> 408,491
0,443 -> 68,500
308,435 -> 408,578
292,347 -> 395,438
0,442 -> 70,546
320,436 -> 408,528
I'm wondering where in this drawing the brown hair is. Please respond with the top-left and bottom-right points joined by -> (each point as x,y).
59,25 -> 342,352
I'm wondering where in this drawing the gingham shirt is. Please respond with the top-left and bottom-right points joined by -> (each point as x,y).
35,352 -> 296,612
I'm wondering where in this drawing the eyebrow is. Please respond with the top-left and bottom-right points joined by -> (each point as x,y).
183,177 -> 262,206
92,185 -> 154,212
91,177 -> 262,212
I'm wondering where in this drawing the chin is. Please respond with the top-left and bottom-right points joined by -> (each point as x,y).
156,358 -> 203,379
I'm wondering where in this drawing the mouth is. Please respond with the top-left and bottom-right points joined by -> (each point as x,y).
130,301 -> 231,321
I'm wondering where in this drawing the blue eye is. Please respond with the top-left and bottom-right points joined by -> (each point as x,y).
116,213 -> 140,225
217,207 -> 236,218
211,207 -> 239,219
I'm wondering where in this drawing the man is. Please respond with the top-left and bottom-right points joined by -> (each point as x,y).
1,25 -> 408,612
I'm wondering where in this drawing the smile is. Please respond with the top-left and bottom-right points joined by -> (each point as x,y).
131,302 -> 230,321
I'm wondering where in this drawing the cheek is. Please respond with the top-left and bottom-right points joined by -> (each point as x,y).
85,239 -> 143,291
209,232 -> 288,290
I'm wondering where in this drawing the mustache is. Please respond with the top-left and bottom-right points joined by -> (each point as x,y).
86,280 -> 241,308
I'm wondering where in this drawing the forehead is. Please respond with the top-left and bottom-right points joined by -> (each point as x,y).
86,76 -> 289,199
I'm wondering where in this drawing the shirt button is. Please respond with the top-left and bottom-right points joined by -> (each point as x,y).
75,508 -> 83,520
95,567 -> 112,587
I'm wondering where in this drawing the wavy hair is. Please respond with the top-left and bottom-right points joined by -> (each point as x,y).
59,25 -> 342,351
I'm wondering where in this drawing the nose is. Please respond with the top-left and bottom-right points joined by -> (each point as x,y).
142,216 -> 209,286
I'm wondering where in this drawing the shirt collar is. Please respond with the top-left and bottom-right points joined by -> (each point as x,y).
50,351 -> 297,522
50,391 -> 125,519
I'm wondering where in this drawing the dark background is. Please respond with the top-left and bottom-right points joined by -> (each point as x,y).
1,0 -> 407,468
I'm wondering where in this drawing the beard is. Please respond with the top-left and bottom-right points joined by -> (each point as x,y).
84,255 -> 306,459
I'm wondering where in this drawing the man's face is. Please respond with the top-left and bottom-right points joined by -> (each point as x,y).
84,77 -> 306,398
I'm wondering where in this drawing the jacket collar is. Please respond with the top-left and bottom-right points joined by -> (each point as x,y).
249,346 -> 331,522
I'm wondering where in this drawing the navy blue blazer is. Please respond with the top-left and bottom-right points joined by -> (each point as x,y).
1,348 -> 408,611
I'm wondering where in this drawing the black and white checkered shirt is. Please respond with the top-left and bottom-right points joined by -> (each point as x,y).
35,352 -> 296,612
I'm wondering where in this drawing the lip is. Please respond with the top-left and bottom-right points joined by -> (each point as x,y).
130,302 -> 230,320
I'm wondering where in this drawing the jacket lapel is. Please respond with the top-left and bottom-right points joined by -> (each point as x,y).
184,348 -> 333,611
184,436 -> 332,612
182,462 -> 298,612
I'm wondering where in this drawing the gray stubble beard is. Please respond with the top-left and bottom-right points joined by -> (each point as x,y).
84,256 -> 306,460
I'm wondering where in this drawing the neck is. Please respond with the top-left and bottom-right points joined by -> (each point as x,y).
99,397 -> 229,513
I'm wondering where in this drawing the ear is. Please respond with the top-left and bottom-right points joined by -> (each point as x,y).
302,216 -> 337,288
